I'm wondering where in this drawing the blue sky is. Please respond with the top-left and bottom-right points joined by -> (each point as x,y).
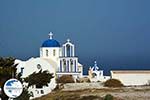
0,0 -> 150,74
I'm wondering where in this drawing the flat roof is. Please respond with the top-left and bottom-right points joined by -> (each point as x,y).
111,70 -> 150,74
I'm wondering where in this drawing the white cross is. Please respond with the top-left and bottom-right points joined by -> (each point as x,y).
94,61 -> 97,64
94,61 -> 99,70
48,32 -> 53,39
67,38 -> 70,42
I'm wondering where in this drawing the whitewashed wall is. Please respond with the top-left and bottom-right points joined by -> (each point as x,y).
111,70 -> 150,86
15,58 -> 57,99
40,47 -> 61,60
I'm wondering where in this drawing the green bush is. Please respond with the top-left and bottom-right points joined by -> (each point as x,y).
104,94 -> 114,100
104,79 -> 123,87
80,95 -> 102,100
57,75 -> 75,83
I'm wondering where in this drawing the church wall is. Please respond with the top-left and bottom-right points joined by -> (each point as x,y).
40,47 -> 60,60
15,58 -> 57,99
111,71 -> 150,86
29,78 -> 56,99
16,58 -> 55,78
78,65 -> 83,77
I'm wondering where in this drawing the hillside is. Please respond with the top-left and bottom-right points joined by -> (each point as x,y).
34,83 -> 150,100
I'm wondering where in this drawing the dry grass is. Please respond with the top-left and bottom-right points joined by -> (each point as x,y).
34,90 -> 103,100
34,88 -> 123,100
34,86 -> 150,100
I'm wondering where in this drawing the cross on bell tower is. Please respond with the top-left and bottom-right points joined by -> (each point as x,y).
48,32 -> 53,39
93,61 -> 99,71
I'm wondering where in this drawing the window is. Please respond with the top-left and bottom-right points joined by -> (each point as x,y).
21,68 -> 24,75
92,73 -> 97,78
46,49 -> 48,57
41,90 -> 44,94
32,85 -> 34,88
66,44 -> 71,57
30,92 -> 34,97
37,64 -> 41,69
36,90 -> 39,94
53,49 -> 56,56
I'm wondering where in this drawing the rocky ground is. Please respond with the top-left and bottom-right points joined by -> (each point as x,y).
34,83 -> 150,100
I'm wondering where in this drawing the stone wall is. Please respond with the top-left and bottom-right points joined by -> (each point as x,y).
63,82 -> 103,91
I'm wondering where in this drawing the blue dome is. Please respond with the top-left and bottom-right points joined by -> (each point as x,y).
41,39 -> 60,47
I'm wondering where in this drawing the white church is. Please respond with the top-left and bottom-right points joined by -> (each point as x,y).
15,32 -> 83,99
14,32 -> 150,99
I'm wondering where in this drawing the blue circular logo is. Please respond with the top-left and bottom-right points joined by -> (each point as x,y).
3,79 -> 23,98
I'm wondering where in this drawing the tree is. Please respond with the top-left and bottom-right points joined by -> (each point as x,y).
0,57 -> 17,100
14,70 -> 54,100
24,70 -> 54,88
0,57 -> 54,99
13,73 -> 31,100
104,79 -> 123,87
0,57 -> 17,81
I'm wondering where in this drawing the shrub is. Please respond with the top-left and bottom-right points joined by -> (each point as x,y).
104,94 -> 114,100
104,79 -> 123,87
80,95 -> 103,100
57,75 -> 75,83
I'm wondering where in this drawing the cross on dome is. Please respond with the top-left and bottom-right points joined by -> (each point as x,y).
48,32 -> 53,39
